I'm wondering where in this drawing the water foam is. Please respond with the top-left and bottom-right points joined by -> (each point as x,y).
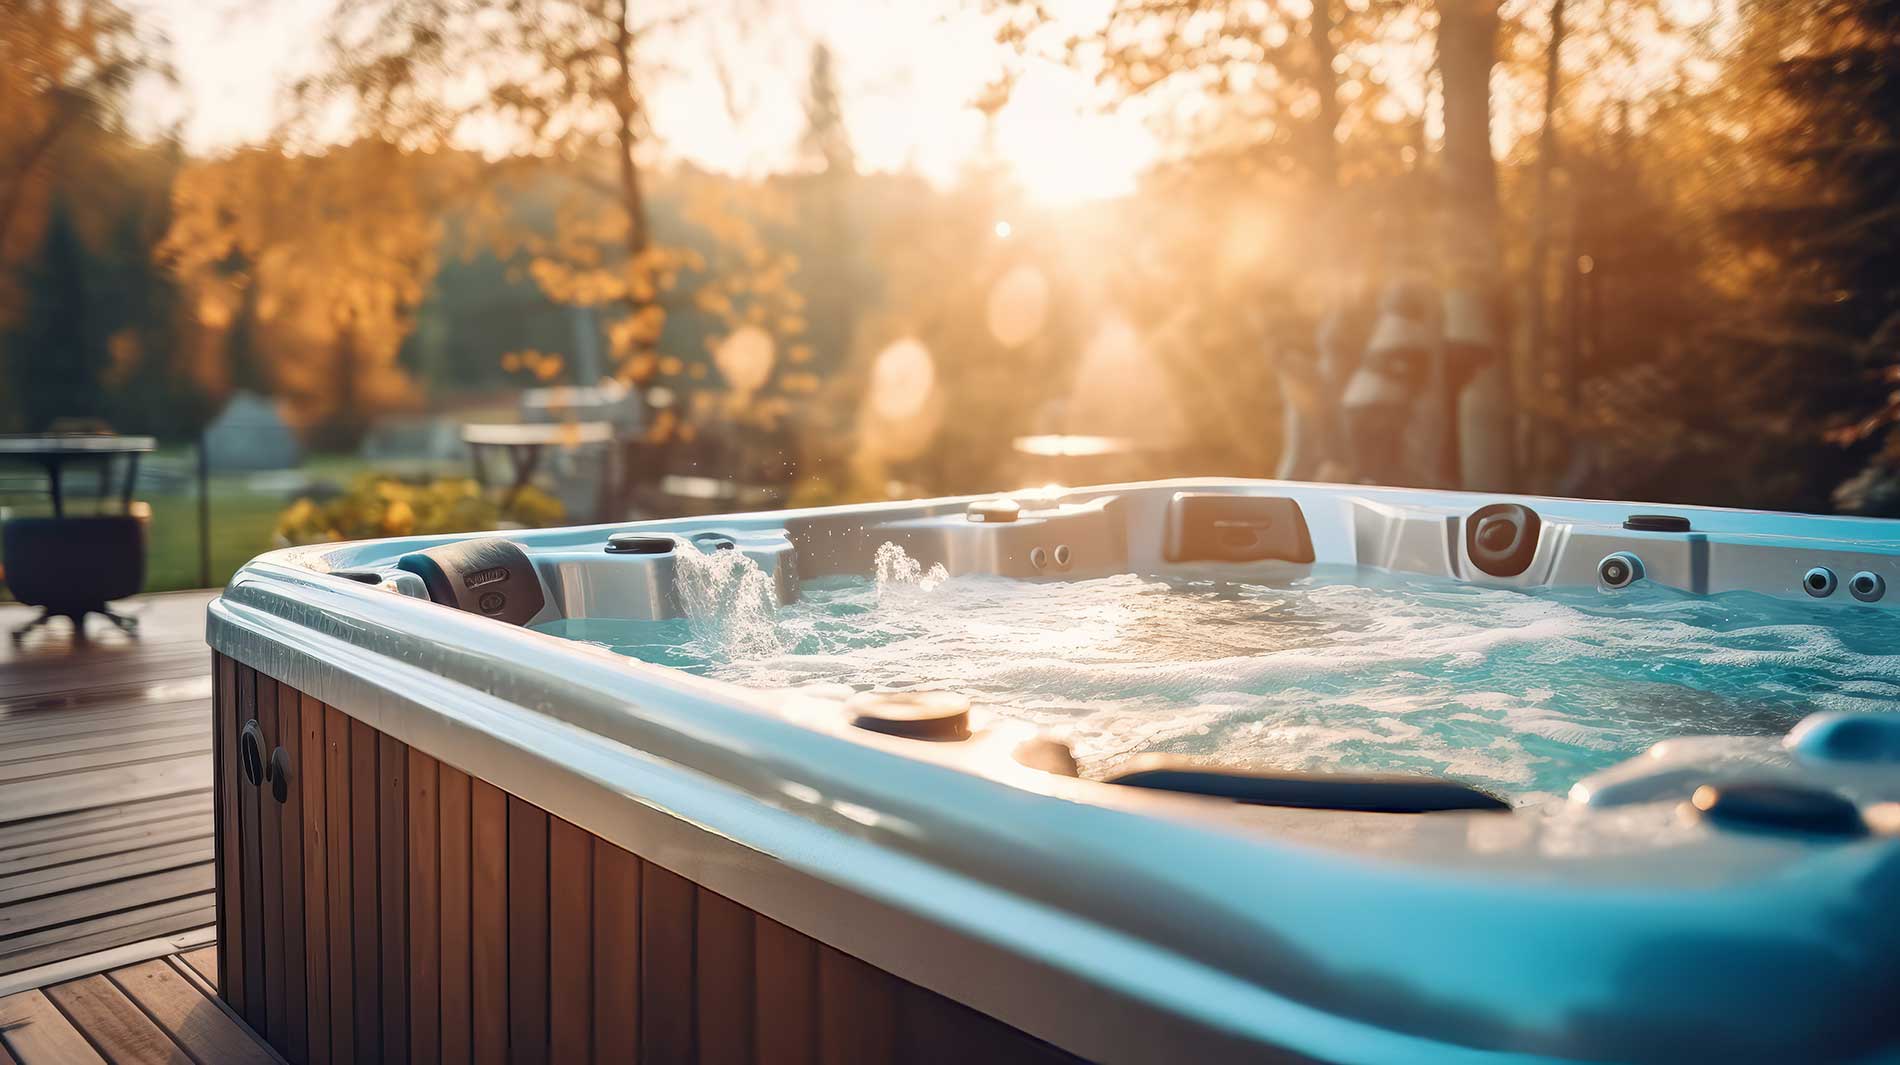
541,562 -> 1900,802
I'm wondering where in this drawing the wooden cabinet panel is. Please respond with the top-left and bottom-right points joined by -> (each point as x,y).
276,680 -> 309,1065
212,655 -> 1085,1065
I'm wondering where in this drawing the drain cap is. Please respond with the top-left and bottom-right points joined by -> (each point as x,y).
847,691 -> 971,741
1691,783 -> 1866,837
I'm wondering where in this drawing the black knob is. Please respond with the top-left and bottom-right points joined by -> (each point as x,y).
268,747 -> 292,804
239,720 -> 265,787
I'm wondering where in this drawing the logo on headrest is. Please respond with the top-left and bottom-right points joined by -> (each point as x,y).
464,566 -> 510,589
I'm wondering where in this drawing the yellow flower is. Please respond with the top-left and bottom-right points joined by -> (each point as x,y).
383,498 -> 416,535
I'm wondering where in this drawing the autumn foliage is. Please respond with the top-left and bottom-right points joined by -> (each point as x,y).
4,0 -> 1900,518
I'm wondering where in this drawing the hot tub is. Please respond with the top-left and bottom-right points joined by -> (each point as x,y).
206,479 -> 1900,1064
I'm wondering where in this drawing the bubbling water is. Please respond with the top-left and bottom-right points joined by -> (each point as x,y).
671,543 -> 783,659
874,541 -> 948,598
537,544 -> 1900,803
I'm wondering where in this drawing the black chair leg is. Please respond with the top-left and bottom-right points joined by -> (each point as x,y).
99,607 -> 139,636
10,608 -> 57,645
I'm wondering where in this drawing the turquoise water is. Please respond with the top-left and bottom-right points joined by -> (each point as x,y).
536,550 -> 1900,803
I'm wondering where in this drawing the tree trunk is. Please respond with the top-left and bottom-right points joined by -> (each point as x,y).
1311,0 -> 1342,191
1296,0 -> 1355,481
613,0 -> 650,259
1436,0 -> 1515,490
1526,0 -> 1566,482
611,0 -> 657,406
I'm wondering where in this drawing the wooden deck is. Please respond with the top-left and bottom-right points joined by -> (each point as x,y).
0,591 -> 221,989
0,942 -> 278,1063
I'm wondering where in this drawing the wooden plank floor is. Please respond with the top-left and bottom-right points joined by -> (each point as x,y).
0,943 -> 278,1064
0,591 -> 221,981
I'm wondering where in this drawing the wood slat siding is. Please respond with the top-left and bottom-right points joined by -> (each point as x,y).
470,780 -> 509,1065
406,750 -> 440,1065
378,733 -> 410,1065
437,764 -> 473,1065
323,704 -> 354,1065
216,654 -> 244,1020
213,654 -> 1086,1065
506,796 -> 549,1065
279,680 -> 311,1065
237,664 -> 266,1030
298,691 -> 331,1065
349,716 -> 383,1064
260,676 -> 287,1047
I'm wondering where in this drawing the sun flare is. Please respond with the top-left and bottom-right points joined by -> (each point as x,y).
992,66 -> 1158,204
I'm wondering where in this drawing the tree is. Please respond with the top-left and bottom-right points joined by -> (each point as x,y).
800,43 -> 855,177
3,203 -> 106,430
161,141 -> 461,441
997,0 -> 1501,484
1725,0 -> 1900,513
1436,0 -> 1514,489
92,150 -> 198,436
292,0 -> 685,403
294,0 -> 805,437
791,42 -> 861,383
0,0 -> 167,268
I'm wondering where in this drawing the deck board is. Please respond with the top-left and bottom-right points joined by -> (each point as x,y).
176,947 -> 219,990
0,591 -> 219,981
0,988 -> 107,1064
0,944 -> 276,1065
42,973 -> 197,1065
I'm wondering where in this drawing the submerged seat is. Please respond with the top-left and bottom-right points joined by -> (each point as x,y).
1107,755 -> 1509,813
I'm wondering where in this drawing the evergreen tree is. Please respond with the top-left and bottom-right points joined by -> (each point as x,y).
800,43 -> 855,177
1728,0 -> 1900,513
2,201 -> 108,431
94,178 -> 201,437
794,42 -> 860,375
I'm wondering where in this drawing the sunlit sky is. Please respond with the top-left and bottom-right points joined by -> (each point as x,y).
129,0 -> 1158,203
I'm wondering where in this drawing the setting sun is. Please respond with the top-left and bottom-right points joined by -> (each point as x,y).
992,65 -> 1159,203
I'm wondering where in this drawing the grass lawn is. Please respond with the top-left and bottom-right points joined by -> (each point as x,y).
141,486 -> 287,591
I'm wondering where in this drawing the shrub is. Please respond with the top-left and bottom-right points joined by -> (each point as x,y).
274,474 -> 564,546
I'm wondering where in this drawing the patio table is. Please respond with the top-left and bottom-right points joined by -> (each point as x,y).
463,420 -> 616,511
0,433 -> 155,517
